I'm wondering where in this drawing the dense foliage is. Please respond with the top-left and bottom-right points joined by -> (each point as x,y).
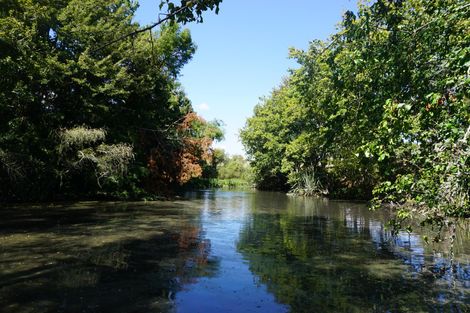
241,0 -> 469,225
184,149 -> 254,189
217,153 -> 252,181
214,152 -> 253,188
0,0 -> 222,201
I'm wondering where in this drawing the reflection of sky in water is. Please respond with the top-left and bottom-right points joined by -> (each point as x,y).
356,211 -> 470,306
178,191 -> 469,312
175,191 -> 289,313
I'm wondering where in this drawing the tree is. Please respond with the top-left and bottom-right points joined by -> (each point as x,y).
147,112 -> 223,193
218,154 -> 252,181
0,0 -> 223,201
240,80 -> 305,190
241,0 -> 469,228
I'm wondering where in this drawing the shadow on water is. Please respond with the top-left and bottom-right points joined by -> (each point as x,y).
0,192 -> 469,313
0,202 -> 220,313
237,193 -> 470,313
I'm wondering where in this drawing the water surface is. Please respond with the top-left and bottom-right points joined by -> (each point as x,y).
0,190 -> 468,312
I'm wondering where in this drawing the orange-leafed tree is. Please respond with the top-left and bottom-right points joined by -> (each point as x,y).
147,112 -> 223,193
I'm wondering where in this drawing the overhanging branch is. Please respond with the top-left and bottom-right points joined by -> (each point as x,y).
91,5 -> 189,53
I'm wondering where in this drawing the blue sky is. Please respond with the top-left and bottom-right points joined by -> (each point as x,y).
135,0 -> 357,156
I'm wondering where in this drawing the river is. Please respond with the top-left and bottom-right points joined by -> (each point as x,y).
0,190 -> 469,312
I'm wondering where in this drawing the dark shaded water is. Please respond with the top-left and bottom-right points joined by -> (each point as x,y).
0,190 -> 469,312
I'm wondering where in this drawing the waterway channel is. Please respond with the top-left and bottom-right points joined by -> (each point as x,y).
0,190 -> 468,312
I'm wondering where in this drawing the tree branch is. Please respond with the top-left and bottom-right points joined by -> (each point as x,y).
91,5 -> 189,54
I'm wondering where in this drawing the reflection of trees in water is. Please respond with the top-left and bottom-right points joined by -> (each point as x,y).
238,194 -> 469,312
174,224 -> 214,285
0,203 -> 220,313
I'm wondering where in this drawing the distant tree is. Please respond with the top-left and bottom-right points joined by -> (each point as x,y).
218,154 -> 253,182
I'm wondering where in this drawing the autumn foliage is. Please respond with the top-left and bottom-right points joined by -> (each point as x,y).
147,112 -> 222,193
